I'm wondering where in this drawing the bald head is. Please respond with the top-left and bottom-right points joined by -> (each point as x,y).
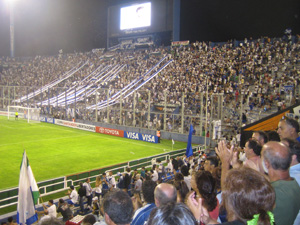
154,183 -> 177,207
262,141 -> 292,171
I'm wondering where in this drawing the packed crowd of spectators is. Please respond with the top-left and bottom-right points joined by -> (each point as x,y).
0,36 -> 299,136
19,116 -> 300,225
2,36 -> 300,225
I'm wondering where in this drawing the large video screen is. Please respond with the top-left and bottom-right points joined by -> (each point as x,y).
108,0 -> 173,38
120,2 -> 151,30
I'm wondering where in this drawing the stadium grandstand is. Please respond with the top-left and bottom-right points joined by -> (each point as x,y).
0,0 -> 300,224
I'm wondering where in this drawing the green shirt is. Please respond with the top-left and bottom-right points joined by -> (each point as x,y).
271,179 -> 300,225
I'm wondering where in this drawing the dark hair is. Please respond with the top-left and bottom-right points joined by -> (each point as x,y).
7,217 -> 13,223
59,199 -> 64,204
222,168 -> 275,224
142,180 -> 157,203
282,138 -> 300,163
174,173 -> 184,181
48,200 -> 54,204
247,140 -> 262,156
70,185 -> 74,190
195,171 -> 217,212
174,180 -> 189,203
211,167 -> 221,191
253,131 -> 269,144
82,215 -> 96,225
126,167 -> 131,172
267,131 -> 280,142
180,165 -> 189,176
281,117 -> 300,133
263,143 -> 292,170
103,190 -> 134,224
148,202 -> 197,225
206,156 -> 219,167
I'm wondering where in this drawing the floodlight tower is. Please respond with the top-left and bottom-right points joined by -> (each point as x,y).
8,0 -> 16,58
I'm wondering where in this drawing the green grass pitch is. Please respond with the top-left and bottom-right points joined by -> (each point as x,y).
0,116 -> 187,190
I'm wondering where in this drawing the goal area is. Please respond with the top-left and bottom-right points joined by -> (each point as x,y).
8,106 -> 41,123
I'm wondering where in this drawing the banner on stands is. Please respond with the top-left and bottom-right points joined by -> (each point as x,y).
171,40 -> 189,46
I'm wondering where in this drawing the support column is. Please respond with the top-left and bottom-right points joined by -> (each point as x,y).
133,91 -> 136,127
164,91 -> 167,131
200,92 -> 203,136
147,90 -> 151,128
119,90 -> 123,125
107,89 -> 110,124
181,92 -> 184,134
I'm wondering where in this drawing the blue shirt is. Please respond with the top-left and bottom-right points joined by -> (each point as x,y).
290,163 -> 300,187
131,203 -> 156,225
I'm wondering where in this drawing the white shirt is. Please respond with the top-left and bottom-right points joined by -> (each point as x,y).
70,189 -> 78,204
108,176 -> 116,189
184,175 -> 192,191
83,182 -> 92,196
47,204 -> 57,218
151,171 -> 158,182
166,161 -> 173,172
135,179 -> 142,191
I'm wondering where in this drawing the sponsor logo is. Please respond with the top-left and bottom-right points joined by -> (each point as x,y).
142,134 -> 155,143
78,124 -> 95,131
96,126 -> 123,137
126,132 -> 139,140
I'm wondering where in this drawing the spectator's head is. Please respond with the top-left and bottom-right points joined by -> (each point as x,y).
126,167 -> 131,173
222,167 -> 275,224
267,131 -> 281,142
82,215 -> 96,225
39,217 -> 64,225
154,183 -> 177,207
203,156 -> 219,173
86,178 -> 90,183
245,140 -> 262,157
58,199 -> 65,205
174,173 -> 184,182
281,138 -> 300,166
262,141 -> 292,175
147,202 -> 197,225
48,200 -> 54,205
180,165 -> 189,176
70,185 -> 74,190
252,131 -> 268,146
103,190 -> 134,225
142,180 -> 157,204
191,170 -> 217,212
7,217 -> 13,223
277,117 -> 299,140
173,180 -> 189,203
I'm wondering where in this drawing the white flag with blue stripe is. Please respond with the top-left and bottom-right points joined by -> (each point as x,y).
17,151 -> 38,225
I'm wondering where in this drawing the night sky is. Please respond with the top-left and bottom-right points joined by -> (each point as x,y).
0,0 -> 299,57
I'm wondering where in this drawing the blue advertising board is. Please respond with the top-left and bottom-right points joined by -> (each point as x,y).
124,131 -> 158,143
